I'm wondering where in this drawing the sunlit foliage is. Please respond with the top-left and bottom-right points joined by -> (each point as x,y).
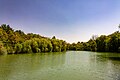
0,24 -> 119,54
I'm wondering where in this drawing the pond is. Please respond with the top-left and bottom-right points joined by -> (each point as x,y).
0,51 -> 120,80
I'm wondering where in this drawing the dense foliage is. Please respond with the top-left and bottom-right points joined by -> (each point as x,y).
0,24 -> 120,54
0,24 -> 68,54
70,32 -> 120,53
0,41 -> 7,55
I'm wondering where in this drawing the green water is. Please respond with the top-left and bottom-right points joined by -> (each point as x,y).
0,51 -> 120,80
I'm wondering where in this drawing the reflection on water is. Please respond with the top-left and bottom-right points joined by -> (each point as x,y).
109,57 -> 120,60
89,52 -> 120,80
0,51 -> 120,80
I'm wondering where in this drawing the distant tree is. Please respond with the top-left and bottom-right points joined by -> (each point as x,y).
0,24 -> 120,54
52,36 -> 56,39
1,24 -> 14,33
91,35 -> 98,40
15,30 -> 25,36
118,24 -> 120,32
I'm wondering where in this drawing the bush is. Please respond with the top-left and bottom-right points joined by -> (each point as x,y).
0,47 -> 7,55
0,41 -> 7,55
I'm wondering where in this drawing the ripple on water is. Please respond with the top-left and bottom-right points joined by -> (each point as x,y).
0,51 -> 120,80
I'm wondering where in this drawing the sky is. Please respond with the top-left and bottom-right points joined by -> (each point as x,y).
0,0 -> 120,43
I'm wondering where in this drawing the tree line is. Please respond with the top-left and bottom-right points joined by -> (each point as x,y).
0,24 -> 120,55
0,24 -> 68,54
69,32 -> 120,53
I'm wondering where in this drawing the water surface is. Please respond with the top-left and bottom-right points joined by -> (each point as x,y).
0,51 -> 120,80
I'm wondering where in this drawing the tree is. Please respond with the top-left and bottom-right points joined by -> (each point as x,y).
0,24 -> 120,54
15,43 -> 23,54
0,41 -> 7,55
0,28 -> 8,42
88,39 -> 97,51
52,36 -> 56,39
31,39 -> 39,53
22,40 -> 32,53
108,32 -> 120,52
96,35 -> 107,52
118,24 -> 120,32
91,35 -> 98,40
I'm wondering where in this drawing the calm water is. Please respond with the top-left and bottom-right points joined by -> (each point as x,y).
0,51 -> 120,80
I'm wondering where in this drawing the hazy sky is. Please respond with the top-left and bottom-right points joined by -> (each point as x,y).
0,0 -> 120,43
